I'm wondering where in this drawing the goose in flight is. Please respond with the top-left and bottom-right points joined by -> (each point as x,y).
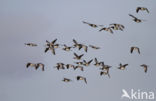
73,39 -> 82,50
83,59 -> 93,66
130,46 -> 140,54
100,71 -> 111,78
82,21 -> 98,28
66,64 -> 75,69
94,58 -> 102,67
99,27 -> 113,34
26,63 -> 36,68
45,39 -> 59,55
25,43 -> 37,47
54,63 -> 65,70
89,45 -> 100,49
46,39 -> 57,47
36,63 -> 45,71
109,23 -> 125,31
100,62 -> 111,71
26,63 -> 44,71
129,14 -> 142,23
118,63 -> 128,70
62,44 -> 72,51
140,64 -> 148,73
62,78 -> 72,82
76,76 -> 87,84
136,7 -> 149,13
73,53 -> 84,60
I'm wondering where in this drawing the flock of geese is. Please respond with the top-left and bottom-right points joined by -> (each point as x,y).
25,6 -> 150,84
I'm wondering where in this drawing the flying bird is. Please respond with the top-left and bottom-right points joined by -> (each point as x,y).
82,21 -> 98,28
94,58 -> 102,67
109,23 -> 125,31
54,63 -> 65,70
46,39 -> 57,47
73,53 -> 84,60
100,71 -> 111,78
26,63 -> 44,71
140,64 -> 148,73
66,64 -> 75,69
130,46 -> 140,54
129,14 -> 142,23
100,62 -> 111,71
89,45 -> 100,49
62,78 -> 72,82
118,63 -> 128,70
26,63 -> 36,68
99,27 -> 113,34
73,39 -> 82,50
45,39 -> 59,55
25,43 -> 37,47
136,7 -> 149,13
36,63 -> 45,71
62,44 -> 72,51
76,76 -> 87,84
83,59 -> 93,66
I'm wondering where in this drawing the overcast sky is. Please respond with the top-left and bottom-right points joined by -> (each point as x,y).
0,0 -> 156,101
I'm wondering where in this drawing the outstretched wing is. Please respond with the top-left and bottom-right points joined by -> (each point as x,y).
130,47 -> 134,53
79,54 -> 84,58
74,53 -> 78,57
73,39 -> 78,44
88,59 -> 93,64
136,7 -> 141,13
137,48 -> 140,54
144,67 -> 147,73
45,48 -> 49,53
52,39 -> 57,44
108,28 -> 113,34
84,78 -> 87,84
129,14 -> 137,19
94,58 -> 98,63
145,8 -> 149,13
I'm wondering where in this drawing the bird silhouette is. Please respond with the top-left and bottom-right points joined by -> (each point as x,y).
82,21 -> 98,28
129,14 -> 142,23
99,27 -> 113,34
118,63 -> 128,70
140,64 -> 148,73
25,43 -> 37,47
83,59 -> 93,66
36,63 -> 45,71
130,46 -> 140,54
62,78 -> 72,82
89,45 -> 100,49
136,7 -> 149,13
73,53 -> 84,60
76,76 -> 87,84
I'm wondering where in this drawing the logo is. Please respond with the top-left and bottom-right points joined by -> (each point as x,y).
121,89 -> 155,100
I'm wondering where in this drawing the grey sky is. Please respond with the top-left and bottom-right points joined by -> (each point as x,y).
0,0 -> 156,101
